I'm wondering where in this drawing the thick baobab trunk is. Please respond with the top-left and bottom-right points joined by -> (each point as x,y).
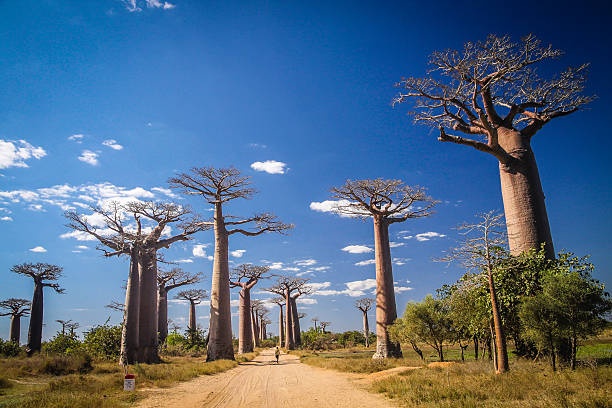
120,252 -> 140,365
362,311 -> 370,348
278,305 -> 284,347
10,315 -> 21,343
487,265 -> 509,373
498,129 -> 554,259
237,288 -> 253,354
372,218 -> 402,359
261,323 -> 267,340
188,301 -> 196,330
138,249 -> 159,363
290,297 -> 301,346
207,203 -> 234,361
27,282 -> 44,355
250,307 -> 258,349
158,286 -> 169,346
284,291 -> 294,349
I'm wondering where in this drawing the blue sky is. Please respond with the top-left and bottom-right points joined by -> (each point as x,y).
1,0 -> 610,340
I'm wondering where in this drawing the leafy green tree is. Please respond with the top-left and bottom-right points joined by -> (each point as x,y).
43,333 -> 82,355
83,324 -> 122,359
391,296 -> 455,361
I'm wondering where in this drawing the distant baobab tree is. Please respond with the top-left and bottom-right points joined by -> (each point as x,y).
158,268 -> 202,345
330,179 -> 437,358
56,319 -> 73,335
66,321 -> 79,336
271,297 -> 285,346
311,317 -> 319,332
393,34 -> 594,259
255,307 -> 269,342
229,264 -> 270,354
250,299 -> 264,348
320,321 -> 330,334
438,211 -> 510,374
355,298 -> 374,347
0,298 -> 31,343
176,289 -> 208,333
10,263 -> 64,355
266,276 -> 311,350
169,166 -> 293,361
65,201 -> 206,364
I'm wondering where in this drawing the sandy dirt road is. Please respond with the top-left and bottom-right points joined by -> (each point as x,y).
135,348 -> 396,408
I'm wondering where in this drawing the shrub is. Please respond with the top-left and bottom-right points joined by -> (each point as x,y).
39,353 -> 93,376
83,324 -> 121,359
0,339 -> 22,357
42,333 -> 82,355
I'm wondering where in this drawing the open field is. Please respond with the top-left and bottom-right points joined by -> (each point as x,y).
0,351 -> 258,408
296,332 -> 612,408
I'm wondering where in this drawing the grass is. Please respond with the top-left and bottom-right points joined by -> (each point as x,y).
0,350 -> 259,408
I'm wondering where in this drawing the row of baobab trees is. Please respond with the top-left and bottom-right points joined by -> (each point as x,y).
3,34 -> 591,375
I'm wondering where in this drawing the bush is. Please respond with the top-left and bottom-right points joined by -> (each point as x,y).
0,339 -> 22,357
42,333 -> 82,355
83,324 -> 121,359
260,338 -> 277,348
301,329 -> 338,350
39,353 -> 93,375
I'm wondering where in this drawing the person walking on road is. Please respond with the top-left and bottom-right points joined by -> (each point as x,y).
275,347 -> 280,364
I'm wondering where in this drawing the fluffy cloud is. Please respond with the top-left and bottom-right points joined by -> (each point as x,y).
192,244 -> 209,258
267,262 -> 283,270
312,266 -> 330,271
151,187 -> 179,199
122,0 -> 175,12
68,134 -> 84,143
309,200 -> 356,218
1,216 -> 12,221
175,259 -> 194,263
308,282 -> 332,292
250,160 -> 287,174
297,298 -> 317,305
102,139 -> 123,150
389,241 -> 404,248
314,278 -> 377,297
29,246 -> 47,253
283,267 -> 300,272
355,259 -> 375,266
0,139 -> 47,169
78,150 -> 99,166
342,245 -> 372,254
231,249 -> 246,258
394,286 -> 413,293
404,231 -> 447,242
294,259 -> 316,267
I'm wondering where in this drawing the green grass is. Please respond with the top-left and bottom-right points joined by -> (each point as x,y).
0,350 -> 259,408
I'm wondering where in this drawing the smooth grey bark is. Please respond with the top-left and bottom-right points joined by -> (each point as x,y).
290,296 -> 301,346
207,203 -> 234,361
26,283 -> 44,355
10,316 -> 21,343
237,288 -> 253,354
372,218 -> 402,359
120,250 -> 140,365
363,311 -> 370,348
157,288 -> 169,345
278,305 -> 284,347
188,301 -> 196,330
284,291 -> 294,349
138,249 -> 159,363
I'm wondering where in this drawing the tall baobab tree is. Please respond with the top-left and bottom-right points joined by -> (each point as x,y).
260,318 -> 271,340
330,179 -> 437,358
266,277 -> 311,350
255,307 -> 269,342
320,321 -> 331,334
229,264 -> 270,354
250,299 -> 263,348
169,167 -> 293,361
176,289 -> 208,332
65,201 -> 205,364
355,298 -> 374,347
10,263 -> 64,355
438,211 -> 509,373
311,317 -> 319,332
158,268 -> 202,345
271,298 -> 285,346
393,34 -> 594,259
0,298 -> 31,343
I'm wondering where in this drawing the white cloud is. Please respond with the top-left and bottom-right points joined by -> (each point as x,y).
283,267 -> 300,272
78,150 -> 99,166
314,279 -> 378,297
60,230 -> 98,241
297,298 -> 317,305
76,245 -> 89,250
346,278 -> 377,292
342,245 -> 372,254
248,143 -> 267,149
267,262 -> 283,270
146,0 -> 175,9
102,139 -> 123,150
151,187 -> 178,198
312,266 -> 330,271
250,160 -> 287,175
393,257 -> 411,266
29,246 -> 47,253
192,244 -> 209,258
175,259 -> 194,263
309,200 -> 356,218
1,216 -> 12,221
389,242 -> 404,248
394,286 -> 413,293
308,282 -> 331,292
295,259 -> 316,266
0,139 -> 47,169
231,249 -> 246,258
405,231 -> 447,242
355,259 -> 375,266
68,134 -> 85,143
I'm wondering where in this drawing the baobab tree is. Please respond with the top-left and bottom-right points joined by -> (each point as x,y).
229,264 -> 270,354
255,307 -> 269,342
266,276 -> 311,350
438,211 -> 509,373
65,201 -> 205,364
250,299 -> 263,348
56,319 -> 73,335
10,263 -> 64,355
330,179 -> 437,358
311,317 -> 320,332
169,167 -> 293,361
176,289 -> 208,332
320,321 -> 331,334
355,298 -> 374,347
0,298 -> 30,343
158,268 -> 202,345
271,298 -> 285,346
260,318 -> 271,340
393,34 -> 594,259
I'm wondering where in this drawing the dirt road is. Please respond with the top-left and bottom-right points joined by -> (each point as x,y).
135,348 -> 396,408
